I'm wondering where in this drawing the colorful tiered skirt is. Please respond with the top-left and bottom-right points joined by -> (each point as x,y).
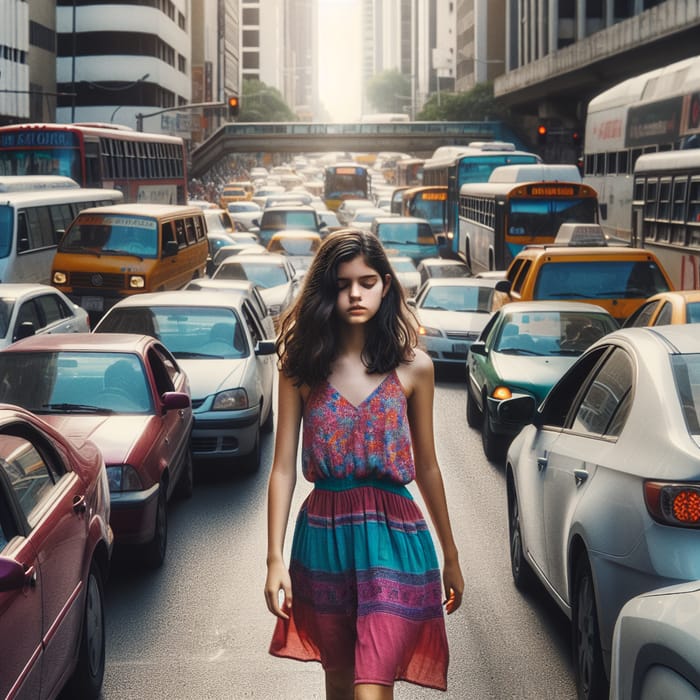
269,477 -> 449,690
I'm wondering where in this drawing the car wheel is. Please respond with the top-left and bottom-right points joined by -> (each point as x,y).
63,560 -> 105,699
466,375 -> 482,428
572,554 -> 608,700
481,403 -> 505,462
241,426 -> 261,474
508,482 -> 535,592
175,448 -> 194,499
142,484 -> 167,568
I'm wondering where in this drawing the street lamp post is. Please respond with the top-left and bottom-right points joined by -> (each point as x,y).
108,73 -> 150,123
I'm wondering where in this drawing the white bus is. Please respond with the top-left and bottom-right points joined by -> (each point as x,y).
0,187 -> 123,284
631,149 -> 700,290
583,55 -> 700,243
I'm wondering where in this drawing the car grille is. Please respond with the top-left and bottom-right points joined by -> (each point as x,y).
446,331 -> 480,341
191,435 -> 239,452
70,272 -> 125,289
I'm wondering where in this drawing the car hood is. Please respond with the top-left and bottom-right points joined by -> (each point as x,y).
177,358 -> 247,399
259,284 -> 291,305
492,352 -> 576,403
419,309 -> 491,333
41,415 -> 150,464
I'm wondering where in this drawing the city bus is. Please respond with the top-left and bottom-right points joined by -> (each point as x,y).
323,163 -> 371,211
458,165 -> 598,274
422,141 -> 541,259
0,122 -> 188,204
583,55 -> 700,242
631,149 -> 700,290
401,185 -> 447,236
394,158 -> 424,186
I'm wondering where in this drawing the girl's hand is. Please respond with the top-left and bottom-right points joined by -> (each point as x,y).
265,560 -> 293,620
443,560 -> 464,615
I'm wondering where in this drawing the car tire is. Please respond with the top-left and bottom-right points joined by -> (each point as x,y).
175,448 -> 194,499
481,403 -> 505,462
241,426 -> 261,474
142,484 -> 167,568
572,553 -> 608,700
466,376 -> 482,428
507,481 -> 535,592
63,560 -> 105,699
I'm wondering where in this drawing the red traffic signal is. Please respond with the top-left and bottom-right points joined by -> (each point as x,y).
228,96 -> 240,118
537,124 -> 548,144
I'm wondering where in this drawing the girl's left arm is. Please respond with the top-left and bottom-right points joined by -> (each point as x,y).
406,351 -> 464,614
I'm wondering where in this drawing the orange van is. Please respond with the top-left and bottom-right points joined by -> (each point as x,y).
52,203 -> 208,319
497,224 -> 673,323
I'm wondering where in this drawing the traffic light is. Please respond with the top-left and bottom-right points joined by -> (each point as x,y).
228,95 -> 240,119
537,124 -> 548,145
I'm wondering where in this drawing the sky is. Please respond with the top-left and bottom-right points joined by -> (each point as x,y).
317,0 -> 362,122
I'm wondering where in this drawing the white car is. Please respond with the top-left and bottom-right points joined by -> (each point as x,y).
387,255 -> 421,297
0,283 -> 90,347
93,290 -> 276,472
610,579 -> 700,700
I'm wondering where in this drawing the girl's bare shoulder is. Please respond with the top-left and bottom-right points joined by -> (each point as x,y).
396,348 -> 434,396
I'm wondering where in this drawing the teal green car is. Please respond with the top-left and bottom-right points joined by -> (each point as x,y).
466,301 -> 618,461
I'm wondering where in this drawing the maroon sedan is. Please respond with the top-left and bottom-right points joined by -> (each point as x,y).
0,405 -> 112,699
0,333 -> 193,568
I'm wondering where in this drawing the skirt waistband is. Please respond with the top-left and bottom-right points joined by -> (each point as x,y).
313,476 -> 413,499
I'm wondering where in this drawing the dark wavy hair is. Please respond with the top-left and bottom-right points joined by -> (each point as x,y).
276,229 -> 417,387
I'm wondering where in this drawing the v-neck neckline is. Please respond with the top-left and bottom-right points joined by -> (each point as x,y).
327,371 -> 393,410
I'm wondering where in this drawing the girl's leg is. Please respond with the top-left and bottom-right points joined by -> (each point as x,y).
325,669 -> 355,700
354,683 -> 393,700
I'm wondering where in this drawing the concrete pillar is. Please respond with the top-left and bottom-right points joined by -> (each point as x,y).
577,0 -> 586,40
549,0 -> 558,55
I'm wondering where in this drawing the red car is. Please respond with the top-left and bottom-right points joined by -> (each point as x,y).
0,405 -> 112,699
0,333 -> 193,568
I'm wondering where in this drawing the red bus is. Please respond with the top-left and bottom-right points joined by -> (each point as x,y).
0,123 -> 187,204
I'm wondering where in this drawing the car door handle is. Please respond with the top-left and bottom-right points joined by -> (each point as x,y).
24,564 -> 37,588
72,494 -> 87,515
573,468 -> 588,486
537,456 -> 548,472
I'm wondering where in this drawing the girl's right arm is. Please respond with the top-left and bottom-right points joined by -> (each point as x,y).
264,369 -> 303,619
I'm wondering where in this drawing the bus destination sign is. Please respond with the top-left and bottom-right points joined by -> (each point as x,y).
528,185 -> 575,197
0,130 -> 79,148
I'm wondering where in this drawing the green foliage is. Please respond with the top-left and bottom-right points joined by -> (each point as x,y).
417,83 -> 510,122
239,79 -> 297,122
365,70 -> 412,114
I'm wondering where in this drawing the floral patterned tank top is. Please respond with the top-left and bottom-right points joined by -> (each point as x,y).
301,370 -> 415,484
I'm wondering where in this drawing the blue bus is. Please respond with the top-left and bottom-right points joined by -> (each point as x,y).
422,141 -> 541,259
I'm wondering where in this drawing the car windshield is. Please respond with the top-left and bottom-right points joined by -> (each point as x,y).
97,306 -> 248,359
429,264 -> 470,278
59,214 -> 159,258
376,222 -> 432,245
391,260 -> 416,273
0,299 -> 14,337
214,261 -> 289,288
269,238 -> 319,256
672,354 -> 700,436
0,351 -> 153,413
495,310 -> 616,356
533,260 -> 671,300
420,285 -> 494,312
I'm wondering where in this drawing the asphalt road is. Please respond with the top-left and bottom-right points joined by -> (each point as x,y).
100,366 -> 577,699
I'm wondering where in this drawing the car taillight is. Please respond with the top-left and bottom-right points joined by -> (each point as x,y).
644,481 -> 700,527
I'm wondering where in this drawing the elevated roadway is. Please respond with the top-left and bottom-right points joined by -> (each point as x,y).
189,120 -> 529,178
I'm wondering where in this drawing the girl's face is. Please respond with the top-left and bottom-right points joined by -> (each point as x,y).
335,255 -> 390,325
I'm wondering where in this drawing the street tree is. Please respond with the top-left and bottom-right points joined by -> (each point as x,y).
365,70 -> 412,115
239,79 -> 297,122
417,82 -> 510,122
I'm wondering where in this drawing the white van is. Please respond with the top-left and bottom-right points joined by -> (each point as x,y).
0,187 -> 123,284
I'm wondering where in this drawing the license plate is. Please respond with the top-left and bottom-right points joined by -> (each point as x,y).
82,296 -> 104,312
452,343 -> 468,355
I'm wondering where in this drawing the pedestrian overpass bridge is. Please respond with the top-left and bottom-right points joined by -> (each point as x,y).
188,120 -> 528,178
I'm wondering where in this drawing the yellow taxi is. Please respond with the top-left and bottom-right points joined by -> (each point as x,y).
623,289 -> 700,326
219,183 -> 250,209
496,224 -> 674,323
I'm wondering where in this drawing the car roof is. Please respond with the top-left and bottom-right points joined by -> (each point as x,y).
0,283 -> 64,297
645,290 -> 700,303
75,203 -> 204,216
515,244 -> 655,259
97,290 -> 249,310
262,205 -> 317,213
497,300 -> 616,315
373,216 -> 429,225
7,332 -> 156,352
268,230 -> 322,239
217,253 -> 289,265
418,258 -> 468,267
422,277 -> 499,289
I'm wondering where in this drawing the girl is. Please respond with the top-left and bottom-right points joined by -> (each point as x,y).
264,229 -> 464,700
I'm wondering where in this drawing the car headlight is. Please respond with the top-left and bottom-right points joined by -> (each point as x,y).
129,275 -> 145,289
492,386 -> 513,400
53,271 -> 67,285
418,325 -> 443,337
107,464 -> 143,492
212,388 -> 249,411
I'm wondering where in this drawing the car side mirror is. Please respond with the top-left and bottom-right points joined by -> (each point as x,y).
255,339 -> 276,356
251,218 -> 260,227
14,321 -> 35,342
17,236 -> 30,253
496,395 -> 537,427
435,234 -> 446,247
469,340 -> 487,357
406,298 -> 416,307
495,279 -> 511,294
0,556 -> 28,592
161,392 -> 191,412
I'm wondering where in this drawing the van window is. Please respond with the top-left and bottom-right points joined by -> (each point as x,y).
36,293 -> 69,325
512,259 -> 532,294
174,219 -> 187,248
25,207 -> 54,249
0,206 -> 12,257
184,217 -> 196,245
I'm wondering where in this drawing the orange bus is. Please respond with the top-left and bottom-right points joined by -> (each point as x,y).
0,122 -> 187,204
401,185 -> 447,236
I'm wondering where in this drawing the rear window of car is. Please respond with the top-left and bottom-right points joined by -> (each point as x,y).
533,260 -> 670,301
672,354 -> 700,436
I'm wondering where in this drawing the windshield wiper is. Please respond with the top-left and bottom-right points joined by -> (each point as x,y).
41,403 -> 114,414
497,348 -> 541,356
99,249 -> 145,260
173,351 -> 223,359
